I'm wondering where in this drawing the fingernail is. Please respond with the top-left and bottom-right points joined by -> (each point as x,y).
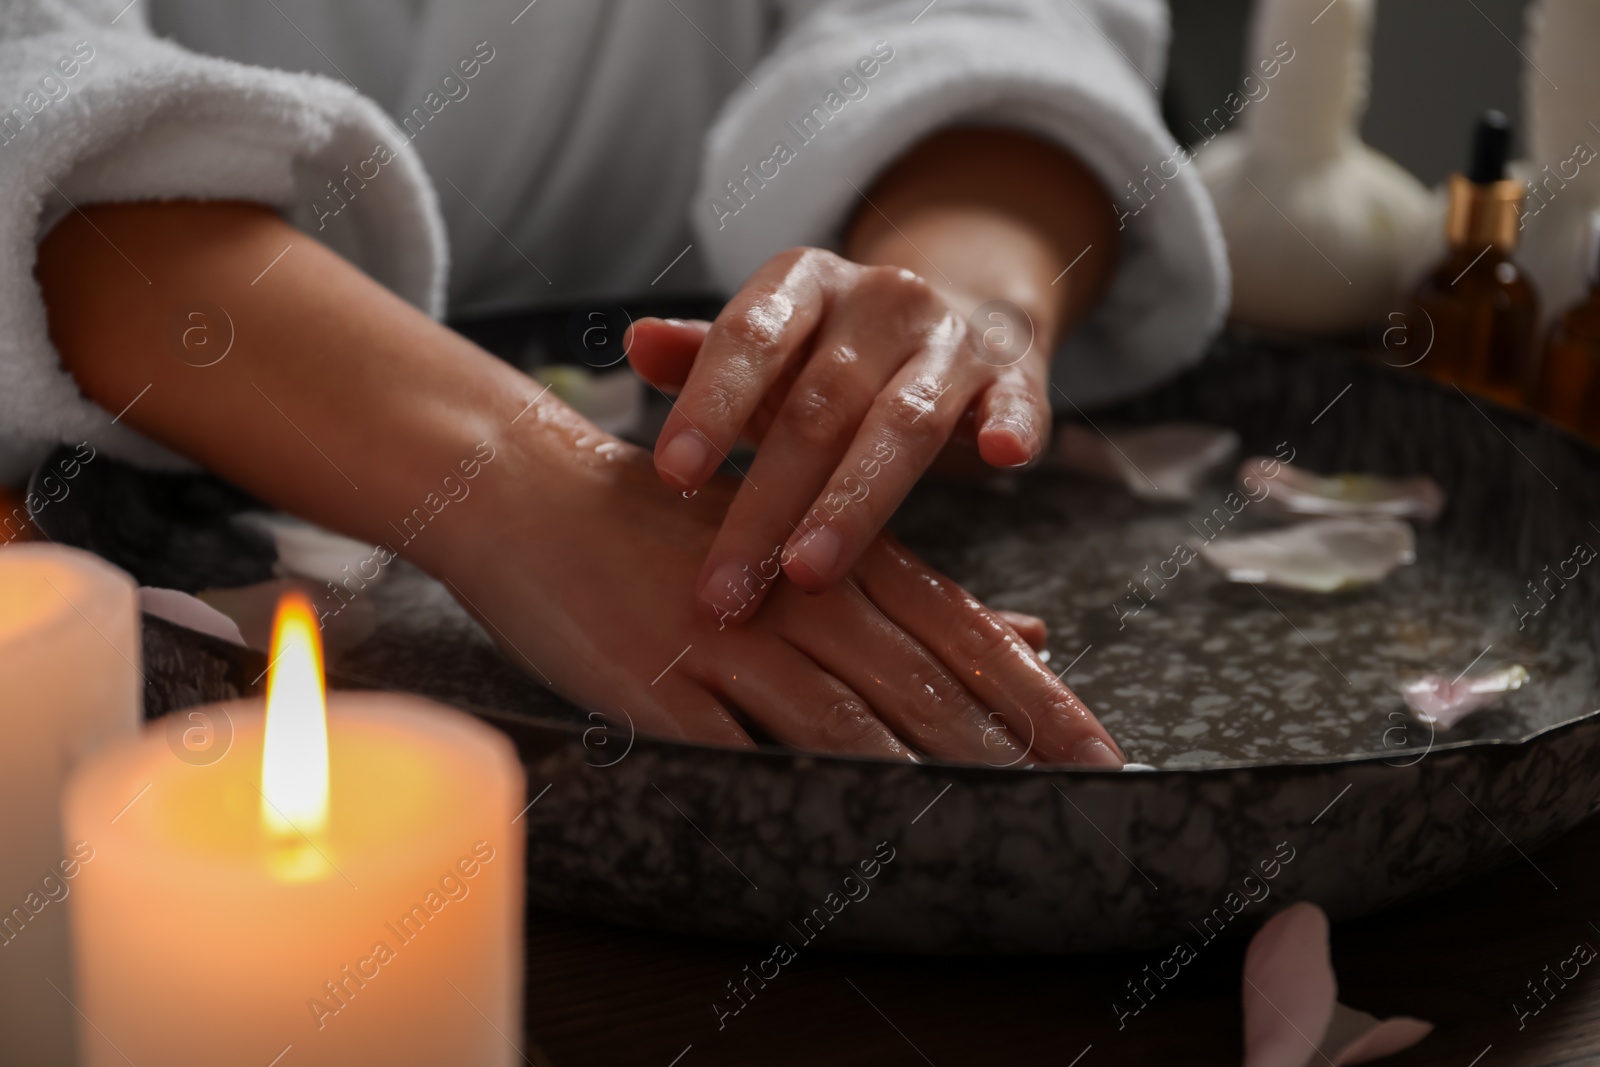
785,525 -> 843,584
1073,737 -> 1124,769
700,558 -> 758,617
658,430 -> 710,488
986,419 -> 1037,467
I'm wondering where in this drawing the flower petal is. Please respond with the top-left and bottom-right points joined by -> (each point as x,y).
1401,665 -> 1530,728
1198,517 -> 1415,592
1051,423 -> 1238,502
1242,903 -> 1337,1067
139,586 -> 245,646
1242,457 -> 1445,522
1326,1003 -> 1433,1064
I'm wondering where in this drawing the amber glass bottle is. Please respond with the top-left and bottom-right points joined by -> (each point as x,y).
1534,212 -> 1600,438
1413,112 -> 1539,407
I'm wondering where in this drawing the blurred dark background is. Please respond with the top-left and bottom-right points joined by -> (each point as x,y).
1165,0 -> 1533,186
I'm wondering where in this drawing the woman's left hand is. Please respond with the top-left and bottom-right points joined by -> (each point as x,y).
629,128 -> 1117,624
628,247 -> 1053,623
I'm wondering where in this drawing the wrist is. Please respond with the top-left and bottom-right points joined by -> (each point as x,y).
415,394 -> 656,588
843,127 -> 1119,351
846,203 -> 1069,350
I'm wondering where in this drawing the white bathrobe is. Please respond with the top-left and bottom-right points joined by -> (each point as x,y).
0,0 -> 1227,475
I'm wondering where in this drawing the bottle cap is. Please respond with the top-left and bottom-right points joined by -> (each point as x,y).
1468,110 -> 1512,184
1445,111 -> 1523,251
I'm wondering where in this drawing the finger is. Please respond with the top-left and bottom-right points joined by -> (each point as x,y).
781,324 -> 978,590
975,358 -> 1052,469
623,314 -> 797,449
995,610 -> 1048,652
689,635 -> 914,760
626,673 -> 756,751
696,280 -> 924,621
855,537 -> 1124,767
653,248 -> 844,491
738,356 -> 804,448
624,317 -> 711,392
771,580 -> 1029,765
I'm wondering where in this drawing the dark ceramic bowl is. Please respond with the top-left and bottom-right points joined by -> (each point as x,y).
49,333 -> 1600,954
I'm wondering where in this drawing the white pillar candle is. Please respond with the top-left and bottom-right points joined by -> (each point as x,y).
0,544 -> 140,1067
63,595 -> 525,1067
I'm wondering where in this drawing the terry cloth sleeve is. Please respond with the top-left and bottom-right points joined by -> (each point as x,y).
691,0 -> 1230,409
0,0 -> 448,478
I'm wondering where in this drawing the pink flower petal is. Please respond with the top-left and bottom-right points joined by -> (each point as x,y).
1330,1010 -> 1433,1065
1241,457 -> 1445,522
1243,903 -> 1336,1067
1241,905 -> 1434,1067
1401,666 -> 1529,728
139,586 -> 245,647
1052,422 -> 1238,502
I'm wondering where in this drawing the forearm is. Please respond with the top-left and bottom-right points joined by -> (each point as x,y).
35,201 -> 558,575
844,127 -> 1118,349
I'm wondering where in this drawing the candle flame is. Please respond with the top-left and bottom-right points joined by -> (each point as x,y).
260,592 -> 329,838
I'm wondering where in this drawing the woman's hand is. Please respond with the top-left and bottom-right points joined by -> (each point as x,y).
631,128 -> 1117,622
446,413 -> 1123,766
629,253 -> 1048,624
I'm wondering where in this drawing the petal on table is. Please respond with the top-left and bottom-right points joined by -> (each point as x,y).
1242,903 -> 1337,1067
1324,1004 -> 1433,1065
1241,904 -> 1433,1067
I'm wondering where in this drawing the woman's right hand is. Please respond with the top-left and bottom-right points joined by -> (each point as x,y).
439,407 -> 1124,767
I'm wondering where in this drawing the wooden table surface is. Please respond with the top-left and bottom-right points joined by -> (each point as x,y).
523,812 -> 1600,1066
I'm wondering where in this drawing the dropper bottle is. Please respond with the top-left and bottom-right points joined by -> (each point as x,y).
1533,211 -> 1600,439
1413,111 -> 1539,405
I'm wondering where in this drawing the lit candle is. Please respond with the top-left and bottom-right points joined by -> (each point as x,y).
64,593 -> 525,1067
0,544 -> 139,1067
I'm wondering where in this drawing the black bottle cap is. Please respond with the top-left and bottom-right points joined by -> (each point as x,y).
1467,110 -> 1512,184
